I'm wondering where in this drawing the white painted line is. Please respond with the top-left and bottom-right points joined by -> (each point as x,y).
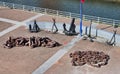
0,24 -> 21,37
32,35 -> 82,74
0,13 -> 44,37
0,18 -> 21,24
33,49 -> 67,74
22,13 -> 44,23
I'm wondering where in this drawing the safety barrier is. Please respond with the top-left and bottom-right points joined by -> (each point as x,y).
0,1 -> 120,26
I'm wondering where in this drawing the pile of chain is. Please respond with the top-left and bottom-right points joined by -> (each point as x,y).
3,36 -> 61,49
69,51 -> 110,68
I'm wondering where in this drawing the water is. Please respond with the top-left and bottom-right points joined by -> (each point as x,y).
0,0 -> 120,20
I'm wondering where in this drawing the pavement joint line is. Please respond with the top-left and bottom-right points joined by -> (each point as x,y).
22,13 -> 44,23
0,18 -> 21,24
32,35 -> 82,74
0,24 -> 21,37
0,13 -> 44,37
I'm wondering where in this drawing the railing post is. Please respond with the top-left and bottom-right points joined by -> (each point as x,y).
83,15 -> 85,20
13,3 -> 14,9
57,10 -> 59,16
23,5 -> 25,10
98,17 -> 100,24
3,2 -> 5,7
113,20 -> 115,27
69,12 -> 71,18
45,8 -> 47,14
33,7 -> 35,12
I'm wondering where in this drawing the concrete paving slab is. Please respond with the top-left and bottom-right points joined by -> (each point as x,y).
0,21 -> 13,32
0,26 -> 74,74
0,7 -> 36,21
45,40 -> 120,74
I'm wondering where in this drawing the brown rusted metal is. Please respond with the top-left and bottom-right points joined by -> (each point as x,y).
69,51 -> 110,68
3,36 -> 61,49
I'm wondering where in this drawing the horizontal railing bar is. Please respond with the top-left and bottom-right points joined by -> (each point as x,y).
0,1 -> 120,26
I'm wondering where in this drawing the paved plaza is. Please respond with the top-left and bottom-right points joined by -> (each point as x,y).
0,7 -> 120,74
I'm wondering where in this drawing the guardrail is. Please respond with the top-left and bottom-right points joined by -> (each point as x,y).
0,1 -> 120,26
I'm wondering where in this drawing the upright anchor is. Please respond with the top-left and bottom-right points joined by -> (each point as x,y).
29,20 -> 40,33
51,18 -> 58,34
107,30 -> 117,46
63,18 -> 79,36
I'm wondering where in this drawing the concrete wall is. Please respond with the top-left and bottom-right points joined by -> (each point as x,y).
25,22 -> 120,46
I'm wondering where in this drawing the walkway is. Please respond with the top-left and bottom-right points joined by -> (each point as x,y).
0,7 -> 120,74
0,13 -> 44,37
32,35 -> 82,74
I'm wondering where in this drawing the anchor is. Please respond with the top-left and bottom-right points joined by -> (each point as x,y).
107,30 -> 117,46
51,18 -> 58,33
83,20 -> 98,42
63,18 -> 79,36
29,20 -> 40,33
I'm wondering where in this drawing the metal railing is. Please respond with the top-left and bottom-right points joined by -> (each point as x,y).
0,1 -> 120,26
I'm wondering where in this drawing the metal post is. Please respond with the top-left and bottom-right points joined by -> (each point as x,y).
23,5 -> 25,10
80,2 -> 83,36
33,7 -> 35,12
13,3 -> 14,9
83,15 -> 85,20
113,20 -> 115,27
98,17 -> 100,24
88,20 -> 92,37
85,26 -> 88,35
57,11 -> 59,16
96,29 -> 98,37
3,2 -> 5,7
45,8 -> 47,14
70,12 -> 71,18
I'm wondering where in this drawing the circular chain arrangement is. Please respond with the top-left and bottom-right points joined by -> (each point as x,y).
70,51 -> 110,68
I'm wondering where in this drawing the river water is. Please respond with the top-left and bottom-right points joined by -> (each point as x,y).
0,0 -> 120,20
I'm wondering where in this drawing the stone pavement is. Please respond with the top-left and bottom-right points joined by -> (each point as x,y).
32,35 -> 82,74
0,24 -> 21,37
44,40 -> 120,74
0,22 -> 12,32
0,7 -> 37,21
0,7 -> 120,74
0,13 -> 44,37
